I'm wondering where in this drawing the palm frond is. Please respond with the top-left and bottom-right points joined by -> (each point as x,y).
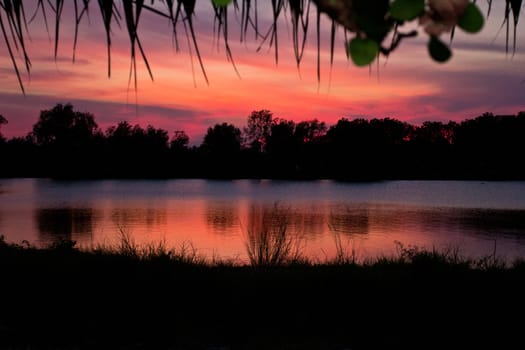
0,0 -> 522,94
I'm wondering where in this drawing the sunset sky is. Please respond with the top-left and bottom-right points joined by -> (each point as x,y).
0,1 -> 524,144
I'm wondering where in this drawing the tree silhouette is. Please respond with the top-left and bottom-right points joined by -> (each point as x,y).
294,119 -> 327,144
293,119 -> 328,178
266,118 -> 297,177
203,122 -> 242,155
0,114 -> 7,142
451,112 -> 525,178
105,121 -> 169,152
26,103 -> 99,177
243,110 -> 274,153
201,122 -> 242,178
105,121 -> 134,142
32,103 -> 98,147
267,118 -> 296,152
103,121 -> 170,177
412,121 -> 457,146
144,125 -> 170,153
2,104 -> 525,179
170,130 -> 190,152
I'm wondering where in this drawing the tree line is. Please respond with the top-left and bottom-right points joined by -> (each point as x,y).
1,104 -> 524,180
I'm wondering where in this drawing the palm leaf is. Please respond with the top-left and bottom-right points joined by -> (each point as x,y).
0,0 -> 522,95
0,6 -> 25,94
182,0 -> 209,84
212,3 -> 241,78
97,0 -> 114,77
73,0 -> 91,63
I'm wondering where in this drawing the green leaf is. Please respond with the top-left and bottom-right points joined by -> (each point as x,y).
457,3 -> 484,33
428,36 -> 452,63
348,38 -> 379,67
390,0 -> 425,21
212,0 -> 233,7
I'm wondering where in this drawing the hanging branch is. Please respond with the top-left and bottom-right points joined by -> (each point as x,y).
159,0 -> 182,51
506,0 -> 522,55
0,6 -> 25,94
0,0 -> 520,95
316,5 -> 321,84
212,3 -> 241,78
73,0 -> 91,63
270,0 -> 284,64
3,0 -> 31,74
182,0 -> 209,84
123,0 -> 154,91
97,0 -> 115,78
51,0 -> 65,59
289,0 -> 310,70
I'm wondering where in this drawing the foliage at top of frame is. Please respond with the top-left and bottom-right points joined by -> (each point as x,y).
0,1 -> 520,93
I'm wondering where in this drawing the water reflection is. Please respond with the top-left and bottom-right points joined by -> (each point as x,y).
110,208 -> 167,229
329,207 -> 369,235
2,179 -> 525,261
244,204 -> 304,265
25,202 -> 525,260
457,208 -> 525,237
206,202 -> 238,234
245,204 -> 292,234
36,208 -> 96,243
295,207 -> 325,237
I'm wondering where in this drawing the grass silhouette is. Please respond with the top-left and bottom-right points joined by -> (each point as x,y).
1,233 -> 524,349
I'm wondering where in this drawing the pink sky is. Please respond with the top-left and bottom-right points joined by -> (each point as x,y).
0,2 -> 524,144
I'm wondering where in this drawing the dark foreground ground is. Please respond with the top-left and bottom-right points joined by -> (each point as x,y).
1,237 -> 525,350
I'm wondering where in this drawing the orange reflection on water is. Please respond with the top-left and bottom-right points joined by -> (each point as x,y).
4,178 -> 525,266
76,201 -> 497,263
2,178 -> 523,264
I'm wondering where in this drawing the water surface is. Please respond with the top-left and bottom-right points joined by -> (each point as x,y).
1,178 -> 525,262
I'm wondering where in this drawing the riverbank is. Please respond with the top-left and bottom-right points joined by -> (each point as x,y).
1,235 -> 524,350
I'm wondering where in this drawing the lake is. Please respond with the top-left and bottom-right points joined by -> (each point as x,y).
1,178 -> 525,263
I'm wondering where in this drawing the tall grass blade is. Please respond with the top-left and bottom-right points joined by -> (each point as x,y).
244,205 -> 304,267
